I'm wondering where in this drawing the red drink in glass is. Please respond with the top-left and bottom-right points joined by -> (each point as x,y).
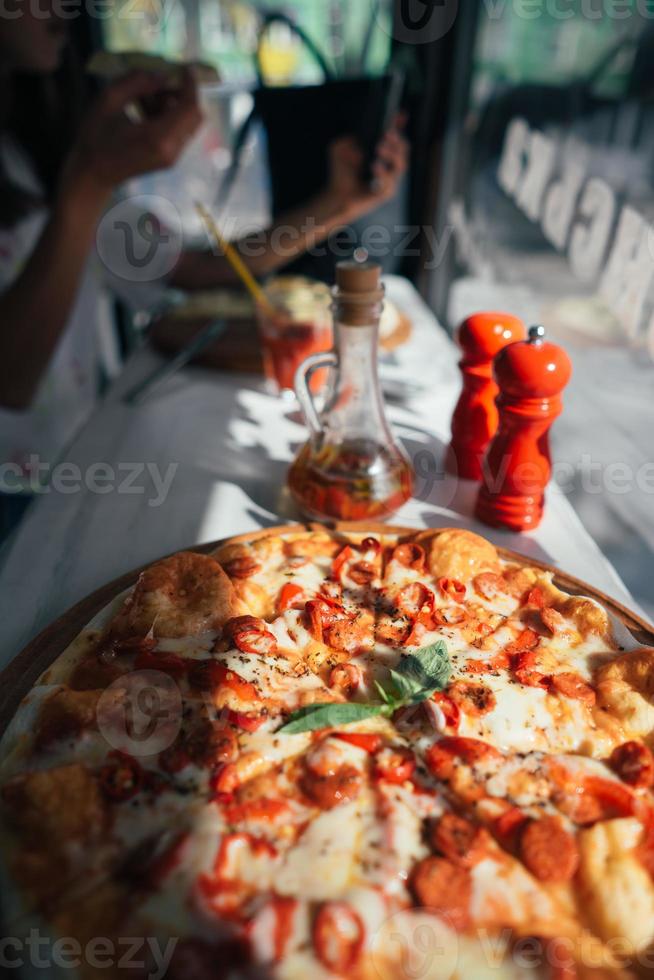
256,277 -> 332,396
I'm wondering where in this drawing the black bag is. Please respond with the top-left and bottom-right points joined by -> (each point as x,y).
220,12 -> 398,282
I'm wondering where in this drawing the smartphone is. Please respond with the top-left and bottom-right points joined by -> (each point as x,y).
360,68 -> 405,189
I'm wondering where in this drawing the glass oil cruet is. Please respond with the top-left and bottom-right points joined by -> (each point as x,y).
288,260 -> 414,522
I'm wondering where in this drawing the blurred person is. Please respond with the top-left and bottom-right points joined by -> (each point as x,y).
0,6 -> 407,534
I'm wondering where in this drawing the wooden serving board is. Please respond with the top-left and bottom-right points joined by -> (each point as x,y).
2,524 -> 653,738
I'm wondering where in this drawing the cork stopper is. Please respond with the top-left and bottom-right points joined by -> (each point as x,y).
334,261 -> 385,326
336,261 -> 382,293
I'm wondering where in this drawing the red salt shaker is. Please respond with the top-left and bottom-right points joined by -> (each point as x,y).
446,312 -> 526,480
475,325 -> 572,532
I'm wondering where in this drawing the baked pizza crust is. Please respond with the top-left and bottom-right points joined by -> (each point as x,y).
109,551 -> 246,639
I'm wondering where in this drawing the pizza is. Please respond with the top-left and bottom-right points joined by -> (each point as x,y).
2,526 -> 654,980
87,51 -> 220,87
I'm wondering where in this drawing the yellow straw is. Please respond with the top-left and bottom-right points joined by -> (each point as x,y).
195,203 -> 275,316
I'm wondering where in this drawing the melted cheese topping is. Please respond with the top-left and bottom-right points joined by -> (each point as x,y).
357,782 -> 437,896
245,550 -> 333,606
471,854 -> 560,930
275,799 -> 363,900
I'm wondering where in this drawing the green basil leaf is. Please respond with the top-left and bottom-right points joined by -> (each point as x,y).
278,642 -> 451,733
278,702 -> 384,734
374,679 -> 395,706
391,641 -> 451,705
388,668 -> 419,702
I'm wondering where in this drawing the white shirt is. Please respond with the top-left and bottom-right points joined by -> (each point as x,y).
0,137 -> 181,485
0,137 -> 106,482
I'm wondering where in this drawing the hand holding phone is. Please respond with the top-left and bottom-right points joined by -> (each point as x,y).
360,69 -> 405,189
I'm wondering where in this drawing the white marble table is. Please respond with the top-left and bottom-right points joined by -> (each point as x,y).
0,277 -> 645,668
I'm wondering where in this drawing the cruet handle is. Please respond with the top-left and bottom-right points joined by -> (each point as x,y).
294,351 -> 338,438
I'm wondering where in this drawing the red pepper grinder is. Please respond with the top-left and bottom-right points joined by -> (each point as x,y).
446,312 -> 526,480
475,325 -> 572,532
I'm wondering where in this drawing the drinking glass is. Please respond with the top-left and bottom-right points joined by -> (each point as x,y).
256,277 -> 333,397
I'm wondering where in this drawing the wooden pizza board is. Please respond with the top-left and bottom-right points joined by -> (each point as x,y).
2,523 -> 653,738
